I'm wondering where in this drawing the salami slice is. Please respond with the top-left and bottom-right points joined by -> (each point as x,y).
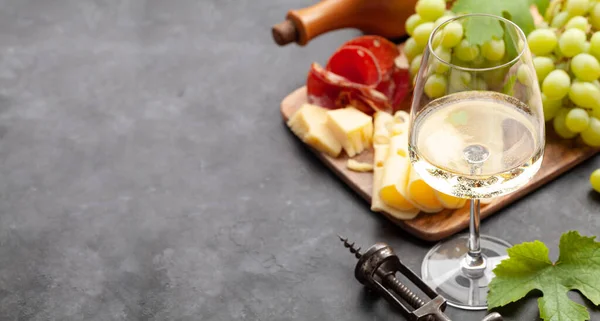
325,45 -> 381,87
387,67 -> 411,111
341,36 -> 400,78
306,63 -> 391,115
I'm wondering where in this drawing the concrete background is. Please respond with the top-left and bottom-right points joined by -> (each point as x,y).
0,0 -> 597,320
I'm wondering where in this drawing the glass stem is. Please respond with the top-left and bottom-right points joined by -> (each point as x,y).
463,156 -> 487,277
466,199 -> 484,269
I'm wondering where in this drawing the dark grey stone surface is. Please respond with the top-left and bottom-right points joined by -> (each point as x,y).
0,0 -> 597,320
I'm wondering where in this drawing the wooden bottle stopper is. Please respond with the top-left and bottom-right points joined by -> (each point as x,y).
272,0 -> 418,46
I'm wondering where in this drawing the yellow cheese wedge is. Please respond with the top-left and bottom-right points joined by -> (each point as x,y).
433,190 -> 467,209
287,104 -> 342,157
346,159 -> 373,172
373,111 -> 394,145
371,145 -> 419,220
406,168 -> 443,213
326,107 -> 373,157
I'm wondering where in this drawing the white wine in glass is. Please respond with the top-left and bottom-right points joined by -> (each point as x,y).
408,14 -> 545,310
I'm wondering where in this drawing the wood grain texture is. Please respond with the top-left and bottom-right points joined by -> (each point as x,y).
281,86 -> 600,241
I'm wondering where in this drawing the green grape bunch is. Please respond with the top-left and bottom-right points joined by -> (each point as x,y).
528,0 -> 600,147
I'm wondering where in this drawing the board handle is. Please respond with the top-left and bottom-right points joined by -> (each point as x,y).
272,0 -> 417,46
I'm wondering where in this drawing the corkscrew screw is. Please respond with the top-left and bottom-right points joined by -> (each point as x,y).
337,236 -> 503,321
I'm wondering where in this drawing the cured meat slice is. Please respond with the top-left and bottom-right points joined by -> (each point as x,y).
341,36 -> 400,78
325,45 -> 381,87
306,63 -> 391,115
371,65 -> 411,112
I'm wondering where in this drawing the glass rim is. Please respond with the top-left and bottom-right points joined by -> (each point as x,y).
427,13 -> 527,72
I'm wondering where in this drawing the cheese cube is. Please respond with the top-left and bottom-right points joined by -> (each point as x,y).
326,107 -> 373,157
287,104 -> 342,157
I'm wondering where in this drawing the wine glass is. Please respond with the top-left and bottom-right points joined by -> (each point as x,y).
408,14 -> 545,310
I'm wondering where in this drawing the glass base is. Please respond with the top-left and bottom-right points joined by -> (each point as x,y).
421,234 -> 511,310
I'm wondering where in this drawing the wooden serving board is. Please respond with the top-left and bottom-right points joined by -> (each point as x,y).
281,86 -> 600,241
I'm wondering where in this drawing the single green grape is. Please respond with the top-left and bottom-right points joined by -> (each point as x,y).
527,29 -> 558,56
591,3 -> 600,30
543,70 -> 571,100
551,11 -> 570,28
565,15 -> 589,31
481,38 -> 505,61
441,22 -> 463,48
581,116 -> 600,146
415,0 -> 445,21
447,70 -> 471,93
533,56 -> 555,83
404,37 -> 423,63
568,81 -> 600,108
553,108 -> 579,139
413,22 -> 435,47
559,28 -> 587,57
410,54 -> 422,77
434,15 -> 453,28
424,74 -> 447,98
433,47 -> 451,74
570,53 -> 600,81
542,93 -> 562,121
565,108 -> 590,132
454,39 -> 479,62
406,14 -> 425,36
590,168 -> 600,192
566,0 -> 590,16
517,65 -> 532,85
589,32 -> 600,58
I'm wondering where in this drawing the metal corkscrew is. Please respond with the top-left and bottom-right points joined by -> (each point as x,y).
337,236 -> 503,321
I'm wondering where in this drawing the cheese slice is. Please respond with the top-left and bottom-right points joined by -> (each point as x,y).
393,110 -> 410,124
373,111 -> 394,145
371,145 -> 419,220
433,190 -> 467,209
287,104 -> 342,157
390,111 -> 410,137
346,159 -> 373,172
406,168 -> 443,213
326,107 -> 373,157
371,145 -> 390,212
379,135 -> 415,211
